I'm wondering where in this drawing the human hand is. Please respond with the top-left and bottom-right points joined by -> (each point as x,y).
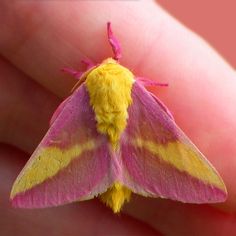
0,1 -> 236,235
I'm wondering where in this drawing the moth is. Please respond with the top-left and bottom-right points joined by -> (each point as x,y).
10,23 -> 227,213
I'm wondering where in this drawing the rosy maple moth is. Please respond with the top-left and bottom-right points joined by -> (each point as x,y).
10,22 -> 227,213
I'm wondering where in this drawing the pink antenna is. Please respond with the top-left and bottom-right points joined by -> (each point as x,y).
107,22 -> 122,60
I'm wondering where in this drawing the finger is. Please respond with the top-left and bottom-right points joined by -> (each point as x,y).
124,196 -> 236,236
0,57 -> 60,152
0,144 -> 161,236
0,0 -> 102,97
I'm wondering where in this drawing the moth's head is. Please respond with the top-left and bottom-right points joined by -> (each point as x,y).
86,58 -> 133,84
77,57 -> 117,80
101,57 -> 117,65
71,22 -> 125,92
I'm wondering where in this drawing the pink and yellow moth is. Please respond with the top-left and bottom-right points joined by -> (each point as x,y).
10,23 -> 227,213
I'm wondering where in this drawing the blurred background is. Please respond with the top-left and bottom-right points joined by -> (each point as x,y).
158,0 -> 236,68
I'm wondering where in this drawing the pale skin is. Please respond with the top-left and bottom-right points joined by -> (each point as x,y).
0,1 -> 236,235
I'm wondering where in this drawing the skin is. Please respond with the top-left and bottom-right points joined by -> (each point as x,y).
0,1 -> 236,235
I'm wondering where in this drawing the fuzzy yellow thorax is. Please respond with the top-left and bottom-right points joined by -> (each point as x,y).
85,58 -> 134,148
100,182 -> 131,213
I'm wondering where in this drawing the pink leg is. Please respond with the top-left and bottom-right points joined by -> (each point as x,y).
136,77 -> 173,120
81,58 -> 95,70
61,68 -> 83,80
107,22 -> 122,60
61,58 -> 96,80
136,77 -> 168,87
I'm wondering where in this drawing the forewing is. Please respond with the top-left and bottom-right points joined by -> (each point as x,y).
121,81 -> 227,203
11,85 -> 112,208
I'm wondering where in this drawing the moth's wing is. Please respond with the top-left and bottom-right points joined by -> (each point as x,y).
121,81 -> 227,203
11,85 -> 112,208
49,95 -> 71,126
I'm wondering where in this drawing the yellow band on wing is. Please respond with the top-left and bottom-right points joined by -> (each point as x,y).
11,140 -> 96,197
131,138 -> 225,190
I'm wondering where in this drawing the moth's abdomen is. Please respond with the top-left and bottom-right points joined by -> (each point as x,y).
85,58 -> 134,148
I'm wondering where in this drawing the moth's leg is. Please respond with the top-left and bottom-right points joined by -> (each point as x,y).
136,77 -> 173,120
61,58 -> 96,80
107,22 -> 122,60
81,58 -> 96,70
61,67 -> 83,80
136,77 -> 168,87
